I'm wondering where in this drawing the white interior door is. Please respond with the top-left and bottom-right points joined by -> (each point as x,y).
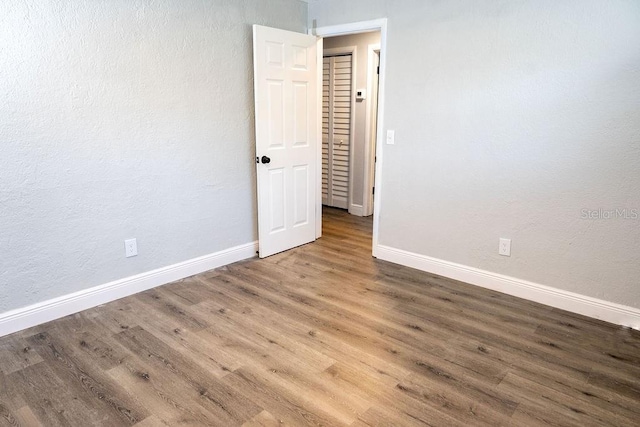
253,25 -> 319,258
322,54 -> 352,210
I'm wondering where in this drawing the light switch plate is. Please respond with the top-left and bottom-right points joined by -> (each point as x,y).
386,130 -> 395,145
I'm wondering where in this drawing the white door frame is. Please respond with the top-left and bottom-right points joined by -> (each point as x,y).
364,44 -> 380,217
322,46 -> 358,215
312,19 -> 388,257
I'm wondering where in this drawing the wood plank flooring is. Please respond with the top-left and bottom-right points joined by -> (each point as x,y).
1,207 -> 639,426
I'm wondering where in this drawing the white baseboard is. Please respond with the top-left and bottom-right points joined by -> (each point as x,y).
376,245 -> 640,330
0,241 -> 258,338
349,204 -> 365,217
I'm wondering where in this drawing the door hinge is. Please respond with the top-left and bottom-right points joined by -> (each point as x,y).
256,157 -> 259,164
377,65 -> 380,75
372,186 -> 375,195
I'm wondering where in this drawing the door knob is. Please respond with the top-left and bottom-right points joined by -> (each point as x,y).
261,155 -> 271,164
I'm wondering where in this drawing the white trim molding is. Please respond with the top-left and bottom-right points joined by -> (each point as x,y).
315,36 -> 324,239
0,242 -> 258,338
349,204 -> 365,217
376,245 -> 640,330
363,43 -> 381,218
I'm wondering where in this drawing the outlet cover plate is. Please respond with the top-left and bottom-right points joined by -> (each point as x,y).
499,238 -> 511,256
125,238 -> 138,258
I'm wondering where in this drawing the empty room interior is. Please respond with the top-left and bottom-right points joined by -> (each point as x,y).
1,0 -> 639,426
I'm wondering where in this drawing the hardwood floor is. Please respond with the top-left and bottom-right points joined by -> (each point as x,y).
1,207 -> 639,426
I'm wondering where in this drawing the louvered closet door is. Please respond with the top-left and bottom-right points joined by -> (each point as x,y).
322,54 -> 352,209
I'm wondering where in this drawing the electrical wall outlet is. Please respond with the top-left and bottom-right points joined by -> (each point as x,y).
499,238 -> 511,256
125,238 -> 138,258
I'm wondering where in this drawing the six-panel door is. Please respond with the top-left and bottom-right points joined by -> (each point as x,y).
253,25 -> 318,258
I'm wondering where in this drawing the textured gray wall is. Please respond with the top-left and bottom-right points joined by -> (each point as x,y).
310,0 -> 640,308
0,0 -> 307,313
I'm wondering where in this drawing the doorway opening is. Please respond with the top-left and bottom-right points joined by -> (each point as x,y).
314,20 -> 387,256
